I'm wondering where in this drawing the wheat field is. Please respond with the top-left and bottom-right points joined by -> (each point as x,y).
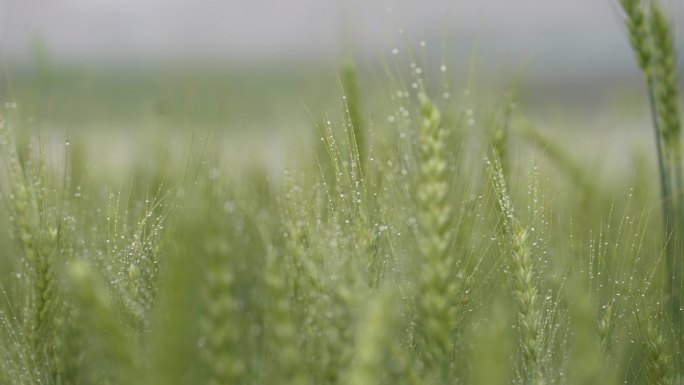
0,1 -> 683,384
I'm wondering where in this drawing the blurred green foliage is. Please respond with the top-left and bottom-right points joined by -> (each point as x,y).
0,23 -> 681,384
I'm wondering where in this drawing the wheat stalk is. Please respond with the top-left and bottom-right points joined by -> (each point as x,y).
620,0 -> 683,345
489,155 -> 543,385
413,93 -> 464,380
0,114 -> 65,382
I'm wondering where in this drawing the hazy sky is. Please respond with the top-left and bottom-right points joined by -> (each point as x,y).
0,0 -> 680,66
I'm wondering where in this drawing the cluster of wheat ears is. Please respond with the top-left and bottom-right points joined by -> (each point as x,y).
0,1 -> 683,384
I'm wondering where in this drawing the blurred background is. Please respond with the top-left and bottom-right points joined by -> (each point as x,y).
0,0 -> 682,174
0,0 -> 668,69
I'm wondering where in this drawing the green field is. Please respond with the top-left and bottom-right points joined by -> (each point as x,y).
1,2 -> 683,385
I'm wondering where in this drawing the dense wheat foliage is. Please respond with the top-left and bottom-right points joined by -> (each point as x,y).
0,1 -> 683,384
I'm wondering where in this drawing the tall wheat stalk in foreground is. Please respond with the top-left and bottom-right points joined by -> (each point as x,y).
0,112 -> 65,383
413,93 -> 465,382
620,0 -> 683,345
489,155 -> 544,385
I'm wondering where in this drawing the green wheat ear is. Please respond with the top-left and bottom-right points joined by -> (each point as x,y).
620,0 -> 652,75
650,3 -> 684,339
0,114 -> 66,382
413,93 -> 463,381
621,0 -> 684,342
640,315 -> 673,385
488,155 -> 543,385
650,4 -> 681,150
